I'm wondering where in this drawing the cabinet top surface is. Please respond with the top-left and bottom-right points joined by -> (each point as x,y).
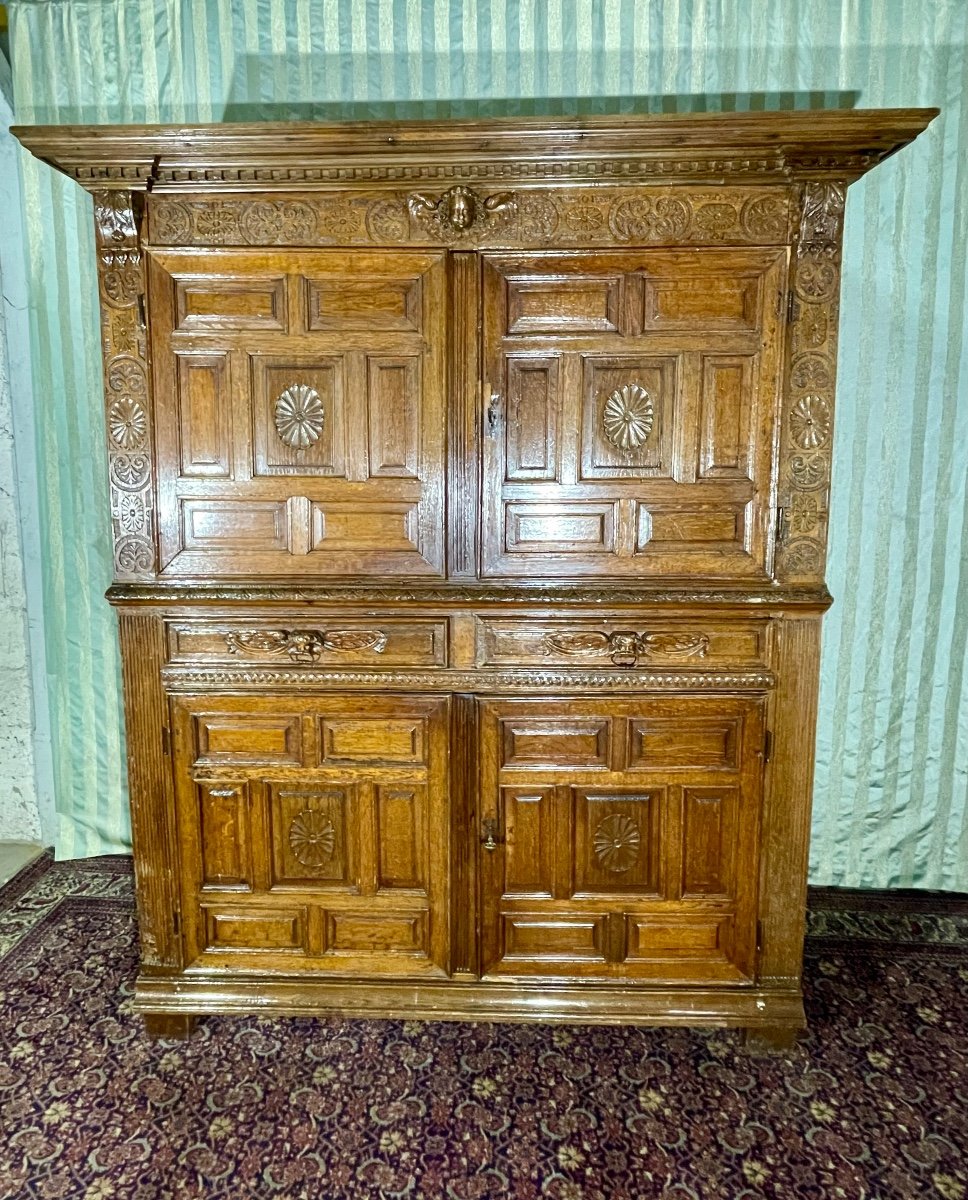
13,107 -> 937,190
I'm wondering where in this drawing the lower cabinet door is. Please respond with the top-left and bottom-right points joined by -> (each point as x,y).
170,693 -> 450,977
478,696 -> 765,984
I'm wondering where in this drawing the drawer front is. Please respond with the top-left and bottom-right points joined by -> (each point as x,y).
167,617 -> 448,667
477,617 -> 770,670
170,693 -> 450,977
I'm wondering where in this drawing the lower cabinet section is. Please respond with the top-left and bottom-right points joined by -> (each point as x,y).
158,685 -> 782,1028
170,692 -> 451,976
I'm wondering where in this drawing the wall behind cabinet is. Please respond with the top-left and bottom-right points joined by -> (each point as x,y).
7,0 -> 967,888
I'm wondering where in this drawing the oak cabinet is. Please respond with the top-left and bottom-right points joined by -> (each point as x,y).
15,108 -> 936,1045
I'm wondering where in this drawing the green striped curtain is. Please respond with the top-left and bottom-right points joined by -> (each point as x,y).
9,0 -> 967,887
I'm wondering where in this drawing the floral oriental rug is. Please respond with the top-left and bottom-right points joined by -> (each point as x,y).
1,853 -> 966,1200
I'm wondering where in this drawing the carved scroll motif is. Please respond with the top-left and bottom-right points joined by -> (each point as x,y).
148,187 -> 795,249
776,181 -> 846,584
224,629 -> 389,663
94,190 -> 155,580
543,631 -> 710,668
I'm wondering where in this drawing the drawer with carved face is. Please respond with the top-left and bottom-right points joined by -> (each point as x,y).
475,617 -> 770,671
166,617 -> 448,667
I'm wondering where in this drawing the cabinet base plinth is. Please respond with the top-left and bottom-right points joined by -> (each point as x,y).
135,974 -> 805,1032
143,1013 -> 197,1041
740,1024 -> 803,1054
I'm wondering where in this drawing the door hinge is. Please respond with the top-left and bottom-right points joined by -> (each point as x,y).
776,506 -> 788,546
756,920 -> 764,953
787,291 -> 798,324
161,726 -> 171,757
136,292 -> 147,330
763,730 -> 773,764
172,911 -> 181,937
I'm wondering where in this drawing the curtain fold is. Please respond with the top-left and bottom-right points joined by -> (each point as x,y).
8,0 -> 967,886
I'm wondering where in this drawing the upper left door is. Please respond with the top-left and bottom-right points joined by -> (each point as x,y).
146,247 -> 447,577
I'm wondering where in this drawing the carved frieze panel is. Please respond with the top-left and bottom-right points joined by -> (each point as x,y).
776,181 -> 846,585
148,187 -> 795,249
94,190 -> 156,579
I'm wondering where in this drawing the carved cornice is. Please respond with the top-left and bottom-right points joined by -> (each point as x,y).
13,109 -> 938,193
161,665 -> 776,692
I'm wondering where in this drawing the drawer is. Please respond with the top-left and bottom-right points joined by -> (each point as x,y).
476,617 -> 769,670
166,617 -> 448,667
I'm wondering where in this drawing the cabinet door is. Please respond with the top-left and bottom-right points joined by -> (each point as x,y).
479,696 -> 764,984
148,248 -> 446,577
170,693 -> 450,977
481,249 -> 786,579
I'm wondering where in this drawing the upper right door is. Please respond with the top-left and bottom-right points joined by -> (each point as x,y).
481,248 -> 787,580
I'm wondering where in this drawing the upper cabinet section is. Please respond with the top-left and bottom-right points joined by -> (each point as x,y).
13,109 -> 937,589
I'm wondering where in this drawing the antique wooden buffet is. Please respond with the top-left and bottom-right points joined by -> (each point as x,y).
15,109 -> 935,1046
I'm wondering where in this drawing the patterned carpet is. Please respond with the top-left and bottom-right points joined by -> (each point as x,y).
1,855 -> 966,1200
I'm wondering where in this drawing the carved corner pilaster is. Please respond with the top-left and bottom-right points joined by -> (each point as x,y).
776,181 -> 846,586
93,190 -> 156,580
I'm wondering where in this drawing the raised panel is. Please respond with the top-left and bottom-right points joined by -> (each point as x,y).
176,353 -> 230,477
325,911 -> 428,954
640,506 -> 744,547
321,717 -> 425,765
306,276 -> 422,332
682,787 -> 738,898
270,785 -> 353,888
506,275 -> 622,334
580,357 -> 677,479
500,717 -> 611,769
503,788 -> 555,897
194,713 -> 303,767
252,357 -> 346,477
204,906 -> 304,951
198,783 -> 250,889
377,785 -> 427,891
574,790 -> 661,896
505,356 -> 559,481
642,274 -> 761,331
628,718 -> 740,770
181,499 -> 288,552
503,915 -> 606,961
367,357 -> 419,477
699,356 -> 755,480
310,503 -> 419,553
175,276 -> 287,331
505,503 -> 615,553
626,916 -> 730,959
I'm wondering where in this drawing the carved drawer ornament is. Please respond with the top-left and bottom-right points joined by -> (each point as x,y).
224,628 -> 389,663
288,809 -> 336,868
407,185 -> 515,236
274,384 -> 325,449
593,814 -> 641,872
602,384 -> 655,451
543,630 -> 709,668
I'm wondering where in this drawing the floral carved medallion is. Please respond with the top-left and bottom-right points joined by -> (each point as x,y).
603,384 -> 655,450
274,384 -> 325,449
593,814 -> 641,873
288,810 -> 336,868
790,394 -> 831,449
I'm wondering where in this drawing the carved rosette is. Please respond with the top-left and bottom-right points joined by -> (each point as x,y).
593,814 -> 641,872
288,810 -> 336,868
776,181 -> 846,585
148,187 -> 793,249
94,190 -> 155,580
